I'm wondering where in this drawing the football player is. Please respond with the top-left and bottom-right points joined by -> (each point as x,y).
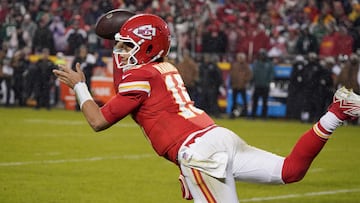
53,13 -> 360,202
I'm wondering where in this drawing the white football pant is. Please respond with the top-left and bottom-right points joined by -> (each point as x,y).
178,127 -> 285,203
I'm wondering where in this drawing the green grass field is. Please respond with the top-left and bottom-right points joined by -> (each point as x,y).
1,107 -> 360,203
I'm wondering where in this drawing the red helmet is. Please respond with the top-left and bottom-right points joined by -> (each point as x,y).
113,14 -> 171,69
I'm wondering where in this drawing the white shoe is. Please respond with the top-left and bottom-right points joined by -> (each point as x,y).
328,87 -> 360,120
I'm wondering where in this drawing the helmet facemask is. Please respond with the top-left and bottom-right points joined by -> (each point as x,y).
113,33 -> 140,70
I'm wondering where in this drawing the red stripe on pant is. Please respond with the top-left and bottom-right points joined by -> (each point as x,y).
191,168 -> 217,203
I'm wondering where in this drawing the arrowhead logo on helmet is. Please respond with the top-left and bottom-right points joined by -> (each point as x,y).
133,25 -> 156,40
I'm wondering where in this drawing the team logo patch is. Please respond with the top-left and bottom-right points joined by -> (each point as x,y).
133,25 -> 156,40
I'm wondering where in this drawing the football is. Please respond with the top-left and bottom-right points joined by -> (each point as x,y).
95,9 -> 136,40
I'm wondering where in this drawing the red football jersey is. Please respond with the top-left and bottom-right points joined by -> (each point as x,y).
101,62 -> 215,163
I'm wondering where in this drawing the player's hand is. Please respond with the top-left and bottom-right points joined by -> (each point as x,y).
53,62 -> 85,89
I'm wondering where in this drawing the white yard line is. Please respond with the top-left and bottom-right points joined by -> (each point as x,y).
0,154 -> 153,167
23,119 -> 138,127
24,118 -> 85,125
241,188 -> 360,202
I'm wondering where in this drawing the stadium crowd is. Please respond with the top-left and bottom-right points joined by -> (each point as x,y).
0,0 -> 359,124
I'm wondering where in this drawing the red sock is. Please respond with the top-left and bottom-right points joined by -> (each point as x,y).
282,123 -> 328,183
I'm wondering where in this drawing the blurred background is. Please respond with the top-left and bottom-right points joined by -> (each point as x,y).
0,0 -> 359,125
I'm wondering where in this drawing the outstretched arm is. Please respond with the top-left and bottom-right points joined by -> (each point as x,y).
53,63 -> 111,131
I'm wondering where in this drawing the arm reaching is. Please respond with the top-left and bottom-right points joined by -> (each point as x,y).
53,63 -> 111,131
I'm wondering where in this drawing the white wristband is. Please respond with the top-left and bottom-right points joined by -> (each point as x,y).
73,82 -> 93,109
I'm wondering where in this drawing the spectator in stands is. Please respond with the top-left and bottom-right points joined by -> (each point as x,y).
65,20 -> 87,55
71,45 -> 96,111
348,24 -> 360,53
32,14 -> 55,55
7,19 -> 22,57
98,0 -> 113,14
336,25 -> 354,56
287,55 -> 307,120
324,56 -> 341,87
268,31 -> 288,58
286,26 -> 300,56
176,50 -> 200,106
52,52 -> 67,107
198,54 -> 223,118
0,1 -> 10,24
22,49 -> 37,106
319,24 -> 353,58
301,52 -> 332,122
310,19 -> 328,44
309,1 -> 336,43
0,48 -> 4,103
1,57 -> 13,106
318,23 -> 337,58
237,20 -> 271,62
11,49 -> 30,106
59,1 -> 74,25
226,22 -> 239,55
349,1 -> 360,24
301,53 -> 318,122
250,49 -> 274,119
0,13 -> 17,47
332,1 -> 350,25
303,0 -> 320,22
295,25 -> 319,55
314,57 -> 335,121
201,24 -> 228,54
86,24 -> 101,54
84,4 -> 103,26
229,52 -> 252,118
33,48 -> 57,110
49,16 -> 67,52
21,14 -> 37,49
193,24 -> 204,54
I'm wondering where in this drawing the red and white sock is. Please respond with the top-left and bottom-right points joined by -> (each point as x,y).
314,112 -> 343,139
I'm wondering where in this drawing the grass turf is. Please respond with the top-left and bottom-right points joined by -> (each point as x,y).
0,107 -> 359,202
